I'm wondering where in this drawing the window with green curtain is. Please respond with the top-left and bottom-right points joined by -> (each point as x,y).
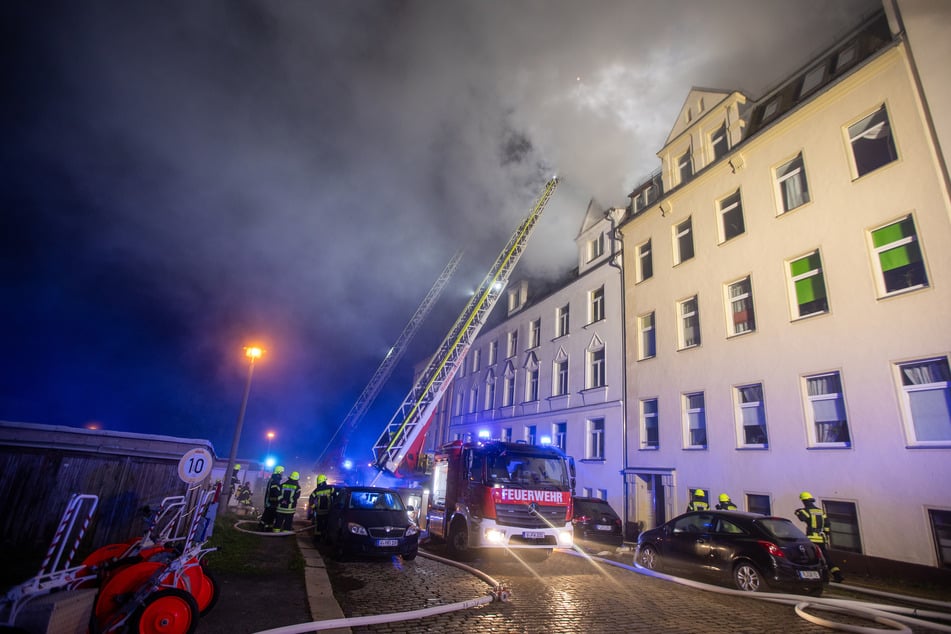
871,216 -> 928,292
790,251 -> 828,315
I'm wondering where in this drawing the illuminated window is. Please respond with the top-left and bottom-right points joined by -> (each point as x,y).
804,372 -> 850,445
529,318 -> 541,349
870,215 -> 928,296
641,399 -> 658,449
735,383 -> 768,446
823,500 -> 862,553
718,191 -> 745,242
589,286 -> 605,323
776,154 -> 810,213
848,105 -> 897,178
674,218 -> 694,264
635,239 -> 653,282
896,357 -> 951,444
637,312 -> 656,360
726,277 -> 755,336
684,392 -> 707,448
587,418 -> 605,459
556,304 -> 570,337
678,296 -> 701,349
788,250 -> 829,318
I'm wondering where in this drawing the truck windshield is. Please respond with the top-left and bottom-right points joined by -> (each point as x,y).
486,452 -> 567,489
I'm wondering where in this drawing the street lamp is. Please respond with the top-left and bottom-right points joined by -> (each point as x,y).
219,345 -> 264,518
266,430 -> 275,459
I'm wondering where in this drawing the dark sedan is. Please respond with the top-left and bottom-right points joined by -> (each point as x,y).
572,497 -> 624,547
324,486 -> 419,561
635,510 -> 827,595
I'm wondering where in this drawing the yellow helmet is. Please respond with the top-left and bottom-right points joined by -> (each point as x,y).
316,474 -> 327,485
693,489 -> 705,498
234,464 -> 241,470
800,491 -> 814,501
274,466 -> 285,474
719,493 -> 730,502
289,471 -> 300,481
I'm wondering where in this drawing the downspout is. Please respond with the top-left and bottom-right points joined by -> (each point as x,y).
606,206 -> 630,540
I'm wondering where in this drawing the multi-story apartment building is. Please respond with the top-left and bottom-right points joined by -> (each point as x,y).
439,200 -> 628,516
618,5 -> 950,569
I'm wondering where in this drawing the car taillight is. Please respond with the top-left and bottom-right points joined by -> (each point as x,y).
757,540 -> 786,558
572,515 -> 589,524
814,544 -> 826,562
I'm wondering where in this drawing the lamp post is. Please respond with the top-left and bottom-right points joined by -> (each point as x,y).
266,430 -> 275,459
219,345 -> 264,518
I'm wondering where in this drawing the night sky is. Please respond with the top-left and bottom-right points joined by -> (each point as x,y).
1,0 -> 879,470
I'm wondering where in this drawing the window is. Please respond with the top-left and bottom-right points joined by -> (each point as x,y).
590,286 -> 605,323
587,418 -> 605,459
637,312 -> 656,360
674,218 -> 694,264
678,296 -> 701,349
488,340 -> 498,365
529,318 -> 541,349
804,372 -> 850,445
502,427 -> 512,443
468,386 -> 479,414
554,422 -> 567,452
554,358 -> 569,396
747,494 -> 771,516
735,384 -> 768,446
678,149 -> 692,184
835,44 -> 857,72
525,367 -> 539,402
507,329 -> 518,358
471,349 -> 481,373
848,105 -> 897,178
823,500 -> 862,553
641,398 -> 658,449
929,509 -> 951,569
776,154 -> 810,213
726,277 -> 755,335
588,233 -> 604,262
718,191 -> 745,242
762,97 -> 779,121
788,251 -> 829,318
483,372 -> 496,410
556,304 -> 570,337
870,215 -> 928,295
684,392 -> 707,448
526,425 -> 537,445
897,357 -> 951,443
799,64 -> 826,97
453,392 -> 463,416
502,362 -> 516,407
636,239 -> 653,282
710,123 -> 728,162
588,347 -> 605,389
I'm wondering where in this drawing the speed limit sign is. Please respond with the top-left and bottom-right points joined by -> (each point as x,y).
178,447 -> 214,484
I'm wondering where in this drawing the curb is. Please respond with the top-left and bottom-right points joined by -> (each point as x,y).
296,530 -> 351,634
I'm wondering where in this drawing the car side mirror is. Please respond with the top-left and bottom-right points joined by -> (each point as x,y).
406,505 -> 415,513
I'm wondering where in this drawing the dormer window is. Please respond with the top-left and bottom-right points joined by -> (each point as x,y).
762,97 -> 780,121
799,64 -> 826,97
835,44 -> 857,72
587,233 -> 604,262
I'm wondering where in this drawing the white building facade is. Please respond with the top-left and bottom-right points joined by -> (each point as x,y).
618,7 -> 951,569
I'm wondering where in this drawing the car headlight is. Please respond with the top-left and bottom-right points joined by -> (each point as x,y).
405,524 -> 419,537
485,528 -> 505,544
347,522 -> 368,536
558,530 -> 573,546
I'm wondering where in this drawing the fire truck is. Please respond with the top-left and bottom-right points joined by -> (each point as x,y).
426,439 -> 575,560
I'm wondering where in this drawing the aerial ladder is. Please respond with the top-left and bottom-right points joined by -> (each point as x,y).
315,250 -> 464,475
371,177 -> 560,479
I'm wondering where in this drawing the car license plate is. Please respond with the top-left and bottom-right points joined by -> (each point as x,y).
595,524 -> 612,531
798,570 -> 820,580
377,539 -> 399,547
522,531 -> 544,540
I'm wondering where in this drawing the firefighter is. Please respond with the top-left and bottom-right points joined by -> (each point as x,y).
230,464 -> 242,498
687,489 -> 709,511
237,482 -> 253,509
795,492 -> 844,583
259,465 -> 284,530
274,471 -> 302,533
715,493 -> 737,510
309,474 -> 334,538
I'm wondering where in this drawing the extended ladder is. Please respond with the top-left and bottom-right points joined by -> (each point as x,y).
371,177 -> 560,475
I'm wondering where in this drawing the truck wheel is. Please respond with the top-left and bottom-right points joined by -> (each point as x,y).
447,521 -> 471,560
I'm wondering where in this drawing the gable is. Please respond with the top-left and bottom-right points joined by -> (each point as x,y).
665,88 -> 733,145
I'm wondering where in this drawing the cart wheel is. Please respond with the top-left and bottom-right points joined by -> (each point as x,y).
131,588 -> 199,634
95,561 -> 168,626
194,568 -> 219,616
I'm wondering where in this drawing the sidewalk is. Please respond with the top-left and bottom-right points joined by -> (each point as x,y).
296,531 -> 351,634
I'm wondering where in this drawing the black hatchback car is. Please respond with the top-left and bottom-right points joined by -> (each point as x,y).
324,486 -> 419,561
635,510 -> 827,595
572,497 -> 624,547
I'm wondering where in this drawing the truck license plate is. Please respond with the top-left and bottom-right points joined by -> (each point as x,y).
522,531 -> 544,540
377,539 -> 399,547
798,570 -> 820,580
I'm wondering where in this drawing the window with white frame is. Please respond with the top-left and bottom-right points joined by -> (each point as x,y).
507,329 -> 518,358
684,392 -> 707,448
718,191 -> 745,242
726,277 -> 755,335
553,356 -> 569,396
870,215 -> 928,295
735,383 -> 768,446
502,427 -> 512,443
848,105 -> 898,178
484,371 -> 496,410
554,422 -> 567,451
556,304 -> 570,337
678,296 -> 701,349
587,418 -> 605,459
897,357 -> 951,443
588,347 -> 605,389
637,312 -> 656,360
788,251 -> 829,318
710,123 -> 728,162
524,353 -> 539,402
525,425 -> 537,445
488,340 -> 498,365
528,318 -> 541,349
471,349 -> 481,373
674,218 -> 694,264
678,149 -> 692,184
587,233 -> 604,262
776,154 -> 810,214
804,372 -> 850,445
453,392 -> 463,416
590,286 -> 605,323
636,239 -> 653,282
641,398 -> 659,449
502,361 -> 516,407
824,500 -> 862,553
468,385 -> 479,414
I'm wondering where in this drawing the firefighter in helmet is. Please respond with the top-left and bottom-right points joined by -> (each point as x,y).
715,493 -> 737,510
687,489 -> 709,511
259,465 -> 284,530
309,474 -> 334,539
795,491 -> 844,583
274,471 -> 302,533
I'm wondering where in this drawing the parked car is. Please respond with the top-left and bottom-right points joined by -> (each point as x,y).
324,486 -> 419,561
635,510 -> 827,595
572,497 -> 624,546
